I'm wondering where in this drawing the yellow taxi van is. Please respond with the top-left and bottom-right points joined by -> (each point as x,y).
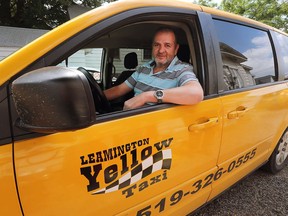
1,0 -> 288,215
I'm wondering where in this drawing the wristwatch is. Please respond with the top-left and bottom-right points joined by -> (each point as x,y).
154,90 -> 164,103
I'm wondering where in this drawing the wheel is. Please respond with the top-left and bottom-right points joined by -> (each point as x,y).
77,67 -> 111,114
263,128 -> 288,174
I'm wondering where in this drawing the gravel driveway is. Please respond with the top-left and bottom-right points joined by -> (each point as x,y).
193,166 -> 288,216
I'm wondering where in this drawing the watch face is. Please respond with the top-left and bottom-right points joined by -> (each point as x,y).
156,90 -> 163,98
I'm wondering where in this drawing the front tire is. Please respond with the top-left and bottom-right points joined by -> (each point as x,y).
263,128 -> 288,174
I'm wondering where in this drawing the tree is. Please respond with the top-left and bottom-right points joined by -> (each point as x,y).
0,0 -> 115,29
192,0 -> 218,8
221,0 -> 288,33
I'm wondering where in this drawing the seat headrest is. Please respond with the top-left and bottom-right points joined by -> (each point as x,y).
124,52 -> 138,69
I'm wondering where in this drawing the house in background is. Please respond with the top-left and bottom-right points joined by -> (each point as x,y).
0,4 -> 150,77
0,26 -> 48,61
220,42 -> 256,90
0,4 -> 90,61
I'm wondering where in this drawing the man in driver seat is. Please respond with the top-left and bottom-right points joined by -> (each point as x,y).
104,27 -> 204,110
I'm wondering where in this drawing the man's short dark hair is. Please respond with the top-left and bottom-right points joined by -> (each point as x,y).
153,27 -> 178,44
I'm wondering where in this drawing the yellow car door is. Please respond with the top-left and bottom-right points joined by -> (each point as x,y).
0,145 -> 22,216
0,88 -> 22,216
208,17 -> 288,199
12,97 -> 222,215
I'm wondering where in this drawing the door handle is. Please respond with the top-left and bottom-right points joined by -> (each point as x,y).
188,117 -> 219,132
227,106 -> 248,119
227,110 -> 238,119
237,109 -> 247,117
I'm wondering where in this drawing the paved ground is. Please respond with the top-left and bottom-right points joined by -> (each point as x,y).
193,166 -> 288,216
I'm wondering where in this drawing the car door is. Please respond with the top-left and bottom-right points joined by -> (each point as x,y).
208,18 -> 288,199
0,86 -> 22,216
12,100 -> 222,216
7,6 -> 224,216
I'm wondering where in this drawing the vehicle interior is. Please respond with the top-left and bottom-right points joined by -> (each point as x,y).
58,20 -> 200,114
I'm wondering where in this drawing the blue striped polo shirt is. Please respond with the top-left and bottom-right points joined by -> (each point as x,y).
124,56 -> 198,96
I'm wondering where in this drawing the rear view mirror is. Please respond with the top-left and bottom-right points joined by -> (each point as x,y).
12,66 -> 96,133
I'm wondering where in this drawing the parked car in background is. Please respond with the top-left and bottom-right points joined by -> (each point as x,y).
0,0 -> 288,215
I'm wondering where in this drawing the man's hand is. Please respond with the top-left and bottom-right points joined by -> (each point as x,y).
123,91 -> 155,110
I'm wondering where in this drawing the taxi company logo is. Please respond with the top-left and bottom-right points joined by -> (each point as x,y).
92,149 -> 172,194
80,137 -> 173,197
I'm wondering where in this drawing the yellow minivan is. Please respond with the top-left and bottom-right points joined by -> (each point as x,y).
1,0 -> 288,215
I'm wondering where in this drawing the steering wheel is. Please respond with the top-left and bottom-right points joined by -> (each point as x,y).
77,67 -> 111,114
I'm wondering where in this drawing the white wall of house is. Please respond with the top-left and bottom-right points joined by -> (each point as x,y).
58,48 -> 103,71
0,47 -> 18,60
0,25 -> 150,75
0,5 -> 151,73
0,26 -> 48,61
0,4 -> 91,61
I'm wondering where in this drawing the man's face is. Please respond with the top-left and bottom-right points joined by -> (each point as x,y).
152,31 -> 179,69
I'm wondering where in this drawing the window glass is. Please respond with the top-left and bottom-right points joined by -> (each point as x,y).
275,32 -> 288,79
113,49 -> 120,59
113,48 -> 150,76
58,48 -> 103,81
213,19 -> 275,90
143,48 -> 152,60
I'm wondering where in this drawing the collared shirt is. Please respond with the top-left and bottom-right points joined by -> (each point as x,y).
125,56 -> 198,96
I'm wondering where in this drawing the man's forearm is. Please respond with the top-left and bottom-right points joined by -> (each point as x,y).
104,82 -> 133,101
162,81 -> 203,105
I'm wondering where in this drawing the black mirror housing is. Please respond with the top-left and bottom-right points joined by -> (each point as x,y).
12,66 -> 96,133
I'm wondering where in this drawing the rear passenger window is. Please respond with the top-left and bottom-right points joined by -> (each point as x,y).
275,32 -> 288,79
213,19 -> 275,90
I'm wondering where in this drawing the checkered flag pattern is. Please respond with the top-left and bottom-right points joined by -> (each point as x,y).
92,149 -> 172,195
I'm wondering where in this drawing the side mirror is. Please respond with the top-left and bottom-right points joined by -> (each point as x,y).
12,66 -> 96,133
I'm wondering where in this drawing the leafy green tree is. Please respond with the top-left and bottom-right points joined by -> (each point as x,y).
192,0 -> 218,8
221,0 -> 288,33
0,0 -> 115,29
